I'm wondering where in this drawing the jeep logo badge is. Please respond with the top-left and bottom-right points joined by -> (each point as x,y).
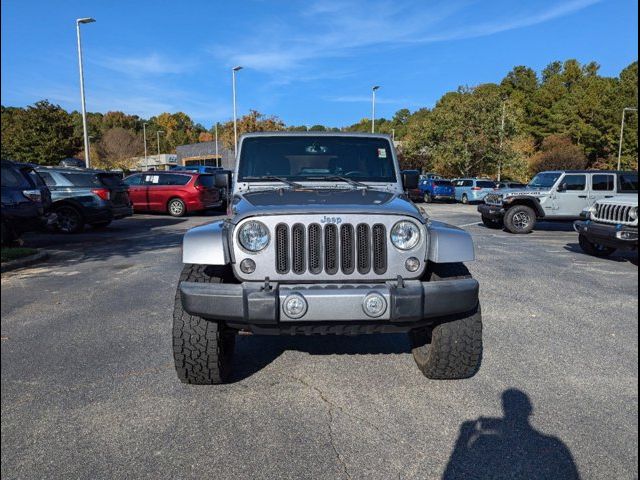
320,216 -> 342,225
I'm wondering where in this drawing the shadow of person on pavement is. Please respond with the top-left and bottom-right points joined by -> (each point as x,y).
442,389 -> 580,480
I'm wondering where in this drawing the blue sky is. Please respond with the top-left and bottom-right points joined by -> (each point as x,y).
1,0 -> 637,128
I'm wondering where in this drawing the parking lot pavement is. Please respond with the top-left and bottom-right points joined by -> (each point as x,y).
1,206 -> 638,479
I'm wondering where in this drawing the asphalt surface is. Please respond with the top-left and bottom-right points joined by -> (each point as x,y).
1,204 -> 638,479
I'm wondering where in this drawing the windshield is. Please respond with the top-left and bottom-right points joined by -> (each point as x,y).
238,136 -> 397,183
528,172 -> 562,188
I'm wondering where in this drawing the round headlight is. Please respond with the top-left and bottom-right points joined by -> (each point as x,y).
238,221 -> 270,252
630,207 -> 638,221
390,221 -> 421,250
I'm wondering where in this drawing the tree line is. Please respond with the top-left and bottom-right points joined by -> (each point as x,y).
1,59 -> 637,179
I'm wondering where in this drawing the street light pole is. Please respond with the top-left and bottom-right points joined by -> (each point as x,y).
143,123 -> 148,170
76,17 -> 95,168
232,66 -> 243,158
156,130 -> 164,155
371,86 -> 380,133
618,107 -> 638,170
498,101 -> 506,181
214,123 -> 219,167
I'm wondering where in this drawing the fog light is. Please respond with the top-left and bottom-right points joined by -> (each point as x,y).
616,230 -> 638,241
405,257 -> 420,272
283,294 -> 308,319
362,292 -> 387,318
239,258 -> 256,274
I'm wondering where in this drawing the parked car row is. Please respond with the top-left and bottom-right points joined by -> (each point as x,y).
1,160 -> 230,244
402,171 -> 527,204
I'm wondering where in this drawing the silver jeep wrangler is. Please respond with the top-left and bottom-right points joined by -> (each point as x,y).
173,133 -> 482,384
479,170 -> 638,234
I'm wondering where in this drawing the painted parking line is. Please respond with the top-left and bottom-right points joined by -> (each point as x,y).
456,222 -> 483,228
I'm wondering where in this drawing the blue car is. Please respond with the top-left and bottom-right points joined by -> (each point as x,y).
171,165 -> 223,174
452,178 -> 496,204
419,178 -> 456,203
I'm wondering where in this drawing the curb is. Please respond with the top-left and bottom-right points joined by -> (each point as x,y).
0,251 -> 49,273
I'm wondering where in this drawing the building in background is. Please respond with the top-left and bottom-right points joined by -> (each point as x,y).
130,154 -> 178,171
176,141 -> 234,170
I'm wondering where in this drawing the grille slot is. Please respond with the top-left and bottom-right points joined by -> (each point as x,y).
308,224 -> 322,274
275,224 -> 289,273
340,224 -> 355,274
372,224 -> 387,274
292,224 -> 306,274
357,224 -> 371,274
324,224 -> 339,275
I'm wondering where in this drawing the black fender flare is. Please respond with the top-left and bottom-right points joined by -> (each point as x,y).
504,196 -> 546,218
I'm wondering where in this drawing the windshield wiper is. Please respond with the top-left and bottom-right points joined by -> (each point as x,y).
307,175 -> 369,189
243,176 -> 305,189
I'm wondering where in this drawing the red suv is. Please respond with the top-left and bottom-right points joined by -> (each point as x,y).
123,172 -> 223,217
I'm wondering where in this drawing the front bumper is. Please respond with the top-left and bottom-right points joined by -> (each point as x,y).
432,193 -> 455,201
574,220 -> 638,249
478,204 -> 505,220
180,278 -> 479,332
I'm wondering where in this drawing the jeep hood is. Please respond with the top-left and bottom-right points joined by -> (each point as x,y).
231,188 -> 424,223
596,195 -> 639,207
500,187 -> 552,197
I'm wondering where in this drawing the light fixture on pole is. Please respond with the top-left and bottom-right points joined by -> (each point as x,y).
143,123 -> 148,170
371,86 -> 380,133
232,66 -> 243,158
156,130 -> 164,155
76,17 -> 95,168
618,107 -> 638,170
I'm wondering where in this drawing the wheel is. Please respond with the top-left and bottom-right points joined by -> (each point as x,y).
461,194 -> 469,204
91,221 -> 112,229
167,198 -> 186,217
504,205 -> 536,234
173,264 -> 236,384
423,192 -> 433,203
1,221 -> 15,246
481,215 -> 503,229
410,263 -> 482,380
578,234 -> 616,257
55,205 -> 84,234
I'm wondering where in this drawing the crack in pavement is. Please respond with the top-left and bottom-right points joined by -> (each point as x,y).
291,375 -> 352,480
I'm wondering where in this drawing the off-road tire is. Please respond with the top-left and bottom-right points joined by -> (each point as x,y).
168,198 -> 187,217
410,263 -> 482,380
504,205 -> 536,234
461,194 -> 469,204
578,233 -> 616,258
1,221 -> 14,246
424,192 -> 433,203
54,205 -> 85,234
481,215 -> 503,229
173,264 -> 236,384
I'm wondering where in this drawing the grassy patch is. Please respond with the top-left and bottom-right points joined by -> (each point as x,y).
1,247 -> 39,263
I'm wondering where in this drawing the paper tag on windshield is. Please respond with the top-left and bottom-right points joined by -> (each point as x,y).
378,148 -> 387,158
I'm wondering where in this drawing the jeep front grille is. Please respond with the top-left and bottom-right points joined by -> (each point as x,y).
484,194 -> 502,205
275,223 -> 387,276
592,203 -> 636,226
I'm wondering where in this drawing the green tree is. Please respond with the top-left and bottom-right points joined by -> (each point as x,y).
1,100 -> 78,164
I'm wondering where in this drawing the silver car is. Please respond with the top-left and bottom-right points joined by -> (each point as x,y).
173,132 -> 483,384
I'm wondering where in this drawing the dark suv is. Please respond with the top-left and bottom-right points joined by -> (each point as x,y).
36,167 -> 133,233
1,160 -> 53,244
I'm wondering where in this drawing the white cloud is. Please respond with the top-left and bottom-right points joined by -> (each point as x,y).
93,53 -> 196,76
212,0 -> 603,74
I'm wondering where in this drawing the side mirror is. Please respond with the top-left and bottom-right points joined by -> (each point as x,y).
557,183 -> 567,192
215,172 -> 230,188
402,171 -> 420,190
